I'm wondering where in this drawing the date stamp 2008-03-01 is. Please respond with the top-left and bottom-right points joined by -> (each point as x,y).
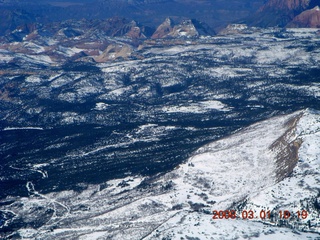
212,210 -> 309,220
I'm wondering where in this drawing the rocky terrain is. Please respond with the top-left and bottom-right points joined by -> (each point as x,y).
0,16 -> 216,64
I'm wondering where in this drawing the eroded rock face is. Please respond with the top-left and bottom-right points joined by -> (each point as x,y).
269,112 -> 303,181
99,18 -> 147,38
151,18 -> 175,39
287,6 -> 320,28
151,18 -> 199,39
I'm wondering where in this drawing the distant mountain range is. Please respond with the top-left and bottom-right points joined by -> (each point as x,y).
0,0 -> 319,37
0,0 -> 263,35
0,16 -> 218,64
1,16 -> 212,41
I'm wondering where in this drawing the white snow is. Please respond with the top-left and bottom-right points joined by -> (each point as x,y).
205,66 -> 253,79
0,53 -> 14,63
162,100 -> 230,113
108,87 -> 127,96
173,112 -> 302,210
61,112 -> 86,124
145,212 -> 319,240
18,54 -> 53,65
255,45 -> 296,64
285,28 -> 320,38
56,46 -> 84,57
94,102 -> 109,110
25,75 -> 42,83
3,127 -> 44,131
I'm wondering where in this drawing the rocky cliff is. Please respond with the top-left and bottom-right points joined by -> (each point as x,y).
151,18 -> 201,39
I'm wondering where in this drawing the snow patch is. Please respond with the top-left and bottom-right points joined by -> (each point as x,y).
94,102 -> 109,111
162,100 -> 230,113
3,127 -> 44,131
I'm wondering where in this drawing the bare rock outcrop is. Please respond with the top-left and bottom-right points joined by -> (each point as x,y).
151,18 -> 199,39
246,0 -> 319,27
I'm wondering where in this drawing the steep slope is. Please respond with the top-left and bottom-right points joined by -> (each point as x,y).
179,111 -> 303,210
287,6 -> 320,27
151,17 -> 174,39
240,109 -> 320,233
245,0 -> 319,27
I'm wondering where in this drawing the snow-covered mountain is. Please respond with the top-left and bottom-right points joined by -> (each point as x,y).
1,109 -> 319,239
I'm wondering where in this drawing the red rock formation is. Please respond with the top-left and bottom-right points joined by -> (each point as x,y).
151,18 -> 174,39
151,18 -> 199,39
287,6 -> 320,27
247,0 -> 317,27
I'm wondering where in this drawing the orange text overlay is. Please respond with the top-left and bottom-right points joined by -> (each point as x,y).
212,210 -> 308,220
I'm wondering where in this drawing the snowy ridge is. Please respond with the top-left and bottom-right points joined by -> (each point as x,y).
241,109 -> 320,233
177,111 -> 303,210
